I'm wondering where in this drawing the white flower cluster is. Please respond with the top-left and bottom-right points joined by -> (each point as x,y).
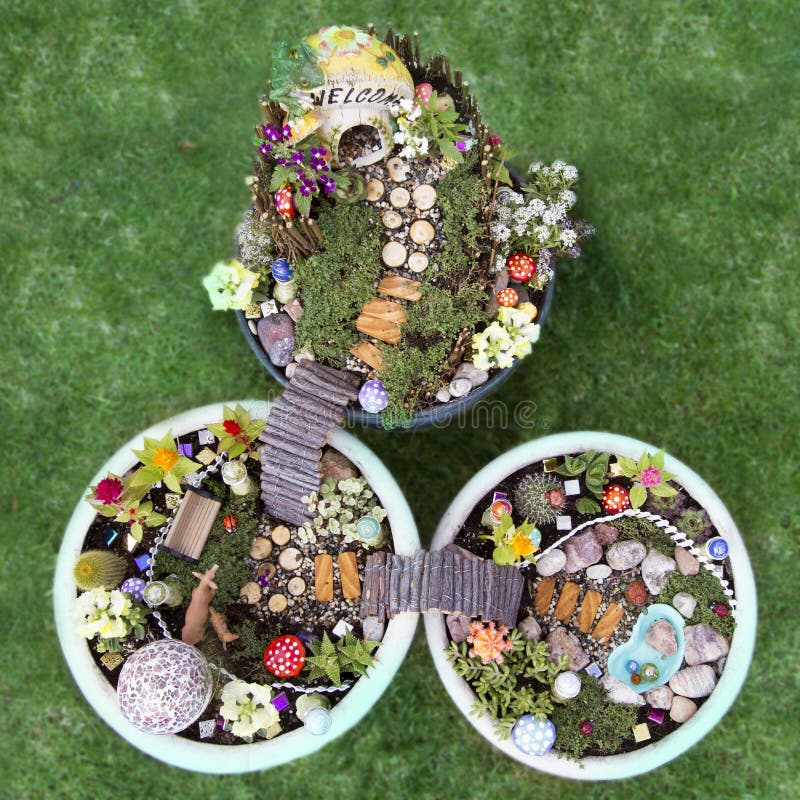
75,588 -> 146,652
219,680 -> 280,739
300,476 -> 387,545
472,306 -> 541,370
391,99 -> 431,158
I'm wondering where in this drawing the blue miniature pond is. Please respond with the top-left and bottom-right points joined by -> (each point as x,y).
607,603 -> 686,693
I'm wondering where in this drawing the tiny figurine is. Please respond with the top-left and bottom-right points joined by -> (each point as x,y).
181,564 -> 219,646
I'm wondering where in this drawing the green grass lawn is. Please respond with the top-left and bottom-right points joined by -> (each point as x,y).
1,0 -> 797,797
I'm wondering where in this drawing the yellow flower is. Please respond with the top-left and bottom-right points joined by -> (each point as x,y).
152,447 -> 179,471
511,532 -> 536,557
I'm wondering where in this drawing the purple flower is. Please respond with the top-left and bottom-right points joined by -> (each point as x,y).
281,124 -> 292,141
318,175 -> 336,194
259,142 -> 272,157
298,184 -> 311,196
291,151 -> 305,165
455,140 -> 468,152
276,157 -> 289,167
263,124 -> 282,143
309,146 -> 327,157
568,245 -> 582,258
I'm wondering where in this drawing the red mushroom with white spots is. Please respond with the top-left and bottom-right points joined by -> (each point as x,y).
496,287 -> 519,307
414,82 -> 433,105
506,253 -> 536,283
274,186 -> 295,219
602,484 -> 631,514
263,635 -> 306,678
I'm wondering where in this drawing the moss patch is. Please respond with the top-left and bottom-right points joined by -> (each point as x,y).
610,516 -> 676,556
661,568 -> 736,638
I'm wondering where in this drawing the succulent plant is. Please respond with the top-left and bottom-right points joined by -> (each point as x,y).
676,508 -> 712,539
73,550 -> 127,590
514,472 -> 566,526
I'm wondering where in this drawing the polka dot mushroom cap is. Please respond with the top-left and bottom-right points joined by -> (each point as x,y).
602,483 -> 631,514
120,576 -> 146,602
511,715 -> 556,756
506,253 -> 536,283
117,639 -> 213,734
263,635 -> 306,678
358,379 -> 389,414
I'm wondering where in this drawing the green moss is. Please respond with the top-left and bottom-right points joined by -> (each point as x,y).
294,203 -> 383,365
152,495 -> 260,608
610,516 -> 675,555
435,153 -> 489,283
551,675 -> 638,759
660,569 -> 736,638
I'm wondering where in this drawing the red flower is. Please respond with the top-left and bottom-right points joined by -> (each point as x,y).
223,419 -> 243,436
95,477 -> 123,505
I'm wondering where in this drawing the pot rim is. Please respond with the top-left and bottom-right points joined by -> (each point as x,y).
423,431 -> 757,780
53,400 -> 420,773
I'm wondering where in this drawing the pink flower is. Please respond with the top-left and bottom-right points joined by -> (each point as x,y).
640,466 -> 662,488
95,477 -> 123,505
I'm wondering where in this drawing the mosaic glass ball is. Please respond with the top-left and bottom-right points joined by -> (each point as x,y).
511,715 -> 556,756
117,639 -> 213,734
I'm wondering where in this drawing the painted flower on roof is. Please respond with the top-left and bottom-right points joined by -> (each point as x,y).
315,25 -> 372,60
467,620 -> 514,665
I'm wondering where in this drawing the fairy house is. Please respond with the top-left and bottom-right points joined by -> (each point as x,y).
270,26 -> 415,167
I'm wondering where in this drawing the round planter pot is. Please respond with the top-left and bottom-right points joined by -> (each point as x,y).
424,431 -> 756,780
54,400 -> 419,774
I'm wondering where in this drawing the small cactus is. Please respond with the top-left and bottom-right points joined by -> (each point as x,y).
513,473 -> 566,526
73,550 -> 127,590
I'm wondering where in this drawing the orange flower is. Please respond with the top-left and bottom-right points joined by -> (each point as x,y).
512,532 -> 536,557
152,447 -> 178,472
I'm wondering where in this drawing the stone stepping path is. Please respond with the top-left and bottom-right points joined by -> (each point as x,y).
360,544 -> 524,627
534,576 -> 625,643
259,359 -> 360,526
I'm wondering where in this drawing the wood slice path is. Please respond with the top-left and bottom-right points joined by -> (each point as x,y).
259,359 -> 360,526
360,543 -> 524,627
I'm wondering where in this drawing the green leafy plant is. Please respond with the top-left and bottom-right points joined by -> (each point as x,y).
129,430 -> 200,494
446,629 -> 569,737
299,476 -> 386,545
304,631 -> 380,686
555,450 -> 610,498
675,508 -> 712,538
480,510 -> 541,566
576,497 -> 601,515
392,92 -> 473,162
550,675 -> 639,759
206,403 -> 266,460
111,498 -> 166,542
614,450 -> 677,508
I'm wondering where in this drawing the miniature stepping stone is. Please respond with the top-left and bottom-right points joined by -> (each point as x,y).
268,593 -> 288,613
377,275 -> 422,302
315,554 -> 334,601
554,581 -> 581,622
240,582 -> 262,604
591,602 -> 624,641
386,157 -> 409,182
381,241 -> 408,268
250,537 -> 273,560
576,589 -> 602,633
278,547 -> 303,571
389,187 -> 411,208
356,298 -> 407,344
339,552 -> 361,599
365,178 -> 384,201
258,562 -> 276,581
350,340 -> 384,370
287,576 -> 307,596
535,577 -> 556,615
412,184 -> 437,210
409,219 -> 435,245
382,209 -> 403,229
407,251 -> 429,272
271,525 -> 291,546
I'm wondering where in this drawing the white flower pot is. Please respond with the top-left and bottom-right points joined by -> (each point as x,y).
53,400 -> 419,773
424,431 -> 756,780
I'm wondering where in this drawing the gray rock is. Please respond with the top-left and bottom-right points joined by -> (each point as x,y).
454,361 -> 490,388
586,563 -> 612,580
284,361 -> 298,380
362,615 -> 385,642
257,311 -> 294,353
669,665 -> 717,698
645,684 -> 674,710
283,298 -> 304,322
641,548 -> 677,595
601,674 -> 646,706
517,616 -> 542,641
319,449 -> 359,482
535,548 -> 566,577
592,523 -> 619,546
669,695 -> 698,723
684,624 -> 730,666
606,540 -> 647,571
448,378 -> 472,398
546,627 -> 590,671
435,388 -> 451,403
563,530 -> 603,573
445,613 -> 471,643
268,336 -> 295,367
645,619 -> 678,656
674,546 -> 701,576
672,591 -> 697,618
715,655 -> 728,676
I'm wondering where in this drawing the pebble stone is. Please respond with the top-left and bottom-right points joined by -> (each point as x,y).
389,187 -> 410,208
518,616 -> 543,641
669,695 -> 698,723
668,665 -> 717,698
674,545 -> 701,576
409,219 -> 436,245
453,361 -> 490,388
535,549 -> 566,577
683,624 -> 730,665
435,388 -> 451,403
641,549 -> 677,595
407,251 -> 429,272
606,539 -> 647,571
448,378 -> 472,398
586,563 -> 612,580
672,591 -> 697,618
645,684 -> 675,710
